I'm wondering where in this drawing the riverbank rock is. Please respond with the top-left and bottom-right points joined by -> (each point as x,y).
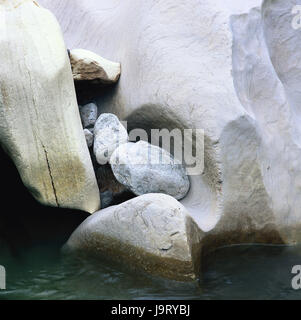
63,193 -> 202,281
79,103 -> 98,129
110,141 -> 190,200
69,48 -> 121,84
0,0 -> 100,213
94,113 -> 128,165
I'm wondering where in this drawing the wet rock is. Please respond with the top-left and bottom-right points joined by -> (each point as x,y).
63,193 -> 202,281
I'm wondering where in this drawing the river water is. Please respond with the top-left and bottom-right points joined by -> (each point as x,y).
0,243 -> 301,300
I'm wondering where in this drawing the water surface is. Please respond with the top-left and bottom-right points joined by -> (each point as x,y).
0,243 -> 301,300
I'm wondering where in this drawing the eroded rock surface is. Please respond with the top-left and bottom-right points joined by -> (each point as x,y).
38,0 -> 301,248
0,0 -> 100,213
63,193 -> 202,281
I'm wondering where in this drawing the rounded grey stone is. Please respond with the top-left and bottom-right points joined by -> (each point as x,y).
94,113 -> 128,165
79,102 -> 98,129
110,141 -> 190,200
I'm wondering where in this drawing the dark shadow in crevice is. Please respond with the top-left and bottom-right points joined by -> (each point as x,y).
0,145 -> 90,258
75,81 -> 117,106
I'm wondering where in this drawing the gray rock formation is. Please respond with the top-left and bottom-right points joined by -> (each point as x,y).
63,193 -> 202,281
111,141 -> 190,200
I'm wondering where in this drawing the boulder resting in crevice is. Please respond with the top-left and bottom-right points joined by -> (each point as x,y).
63,193 -> 202,281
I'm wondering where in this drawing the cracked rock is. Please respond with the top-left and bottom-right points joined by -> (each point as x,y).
0,1 -> 100,213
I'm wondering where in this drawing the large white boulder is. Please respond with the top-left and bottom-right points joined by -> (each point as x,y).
30,0 -> 301,247
0,1 -> 100,213
63,193 -> 202,281
111,141 -> 190,200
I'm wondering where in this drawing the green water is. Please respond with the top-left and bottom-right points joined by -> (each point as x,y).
1,244 -> 301,300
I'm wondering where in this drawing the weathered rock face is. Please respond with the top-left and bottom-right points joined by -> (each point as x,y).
40,0 -> 301,249
63,193 -> 202,281
69,48 -> 121,83
111,141 -> 190,200
94,113 -> 128,165
0,1 -> 100,213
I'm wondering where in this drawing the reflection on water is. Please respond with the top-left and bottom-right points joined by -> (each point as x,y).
0,244 -> 301,300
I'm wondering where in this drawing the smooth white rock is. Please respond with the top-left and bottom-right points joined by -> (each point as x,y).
0,0 -> 100,213
110,141 -> 190,200
63,193 -> 202,281
94,113 -> 128,165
